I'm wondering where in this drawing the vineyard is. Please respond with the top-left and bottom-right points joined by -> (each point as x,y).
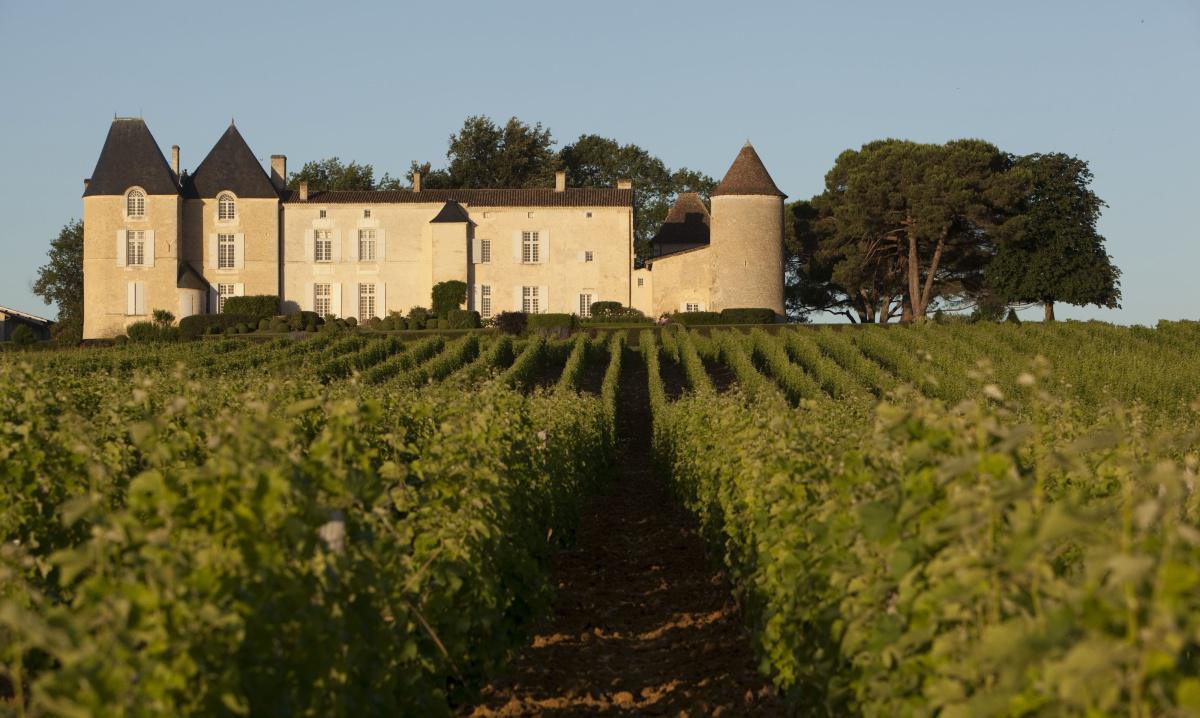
3,321 -> 1200,716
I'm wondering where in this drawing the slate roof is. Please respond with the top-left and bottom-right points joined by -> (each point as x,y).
177,262 -> 209,291
712,142 -> 786,198
429,201 -> 474,223
651,192 -> 711,257
182,124 -> 279,199
83,118 -> 180,197
281,187 -> 633,207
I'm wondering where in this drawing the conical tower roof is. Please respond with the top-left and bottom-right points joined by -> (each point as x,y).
712,142 -> 785,198
183,123 -> 278,199
83,118 -> 179,196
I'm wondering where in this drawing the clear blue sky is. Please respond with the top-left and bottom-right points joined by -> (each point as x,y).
1,0 -> 1196,324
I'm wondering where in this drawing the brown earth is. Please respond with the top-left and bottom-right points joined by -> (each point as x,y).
465,348 -> 783,717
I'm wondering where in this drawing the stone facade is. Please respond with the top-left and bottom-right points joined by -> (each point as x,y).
80,119 -> 785,338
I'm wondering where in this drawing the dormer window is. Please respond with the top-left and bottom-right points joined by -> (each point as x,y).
126,189 -> 145,219
217,192 -> 236,222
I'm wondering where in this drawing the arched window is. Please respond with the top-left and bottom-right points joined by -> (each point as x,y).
126,189 -> 145,219
217,192 -> 236,222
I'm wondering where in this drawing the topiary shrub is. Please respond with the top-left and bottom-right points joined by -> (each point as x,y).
179,314 -> 259,339
671,311 -> 723,326
447,309 -> 481,329
527,313 -> 577,338
493,311 -> 527,335
223,295 -> 279,319
407,306 -> 431,328
126,321 -> 178,342
345,316 -> 358,328
431,281 -> 467,318
719,308 -> 776,325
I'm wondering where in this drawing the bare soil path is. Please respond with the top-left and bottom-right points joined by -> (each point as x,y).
466,348 -> 782,717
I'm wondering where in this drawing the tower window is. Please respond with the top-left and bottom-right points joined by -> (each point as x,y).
217,234 -> 236,269
480,239 -> 492,263
126,189 -> 145,219
126,230 -> 146,266
217,193 -> 236,221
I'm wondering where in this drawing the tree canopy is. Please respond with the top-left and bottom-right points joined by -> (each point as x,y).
32,219 -> 83,341
287,157 -> 403,191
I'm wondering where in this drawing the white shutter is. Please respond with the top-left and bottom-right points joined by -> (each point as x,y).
539,286 -> 548,314
235,233 -> 245,269
378,283 -> 386,318
116,231 -> 127,267
376,227 -> 386,262
351,229 -> 360,262
514,286 -> 522,312
134,282 -> 145,316
234,283 -> 245,297
304,230 -> 314,262
126,283 -> 136,315
208,234 -> 218,269
180,292 -> 192,318
303,282 -> 314,312
331,230 -> 342,263
144,230 -> 155,267
472,237 -> 482,264
331,282 -> 342,317
513,231 -> 522,263
540,230 -> 549,264
577,251 -> 585,262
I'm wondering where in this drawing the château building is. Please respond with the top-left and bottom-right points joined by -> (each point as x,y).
81,118 -> 785,339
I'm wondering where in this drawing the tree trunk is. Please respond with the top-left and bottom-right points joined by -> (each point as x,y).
915,231 -> 948,321
901,292 -> 913,323
907,235 -> 921,322
1044,302 -> 1055,322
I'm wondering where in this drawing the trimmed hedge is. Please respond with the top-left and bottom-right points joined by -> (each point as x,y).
493,312 -> 527,335
671,311 -> 723,326
127,321 -> 179,342
589,302 -> 646,322
222,295 -> 279,319
720,308 -> 776,324
179,314 -> 260,339
527,313 -> 577,338
447,309 -> 481,329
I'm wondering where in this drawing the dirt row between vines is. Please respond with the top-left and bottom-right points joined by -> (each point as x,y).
466,347 -> 782,716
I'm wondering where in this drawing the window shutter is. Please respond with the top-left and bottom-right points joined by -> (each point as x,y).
144,230 -> 155,267
540,231 -> 549,264
116,231 -> 127,267
376,228 -> 386,262
234,283 -> 245,297
208,234 -> 218,269
471,237 -> 482,264
577,251 -> 585,262
513,232 -> 522,263
235,233 -> 245,269
378,282 -> 386,318
134,282 -> 145,316
352,229 -> 360,262
126,283 -> 136,315
539,286 -> 548,313
303,282 -> 314,312
331,282 -> 342,317
304,230 -> 315,262
331,230 -> 342,263
180,292 -> 192,318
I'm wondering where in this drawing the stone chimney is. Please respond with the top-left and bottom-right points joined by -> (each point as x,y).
270,155 -> 287,190
412,170 -> 422,192
299,181 -> 309,201
171,145 -> 180,175
83,178 -> 90,192
617,179 -> 633,190
555,170 -> 566,192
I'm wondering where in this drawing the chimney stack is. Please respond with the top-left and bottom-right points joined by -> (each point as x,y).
271,155 -> 287,191
299,181 -> 309,202
555,170 -> 566,192
412,170 -> 422,192
171,145 -> 180,175
617,179 -> 633,190
83,178 -> 90,192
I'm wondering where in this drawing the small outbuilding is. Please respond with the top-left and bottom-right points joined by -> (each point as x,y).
0,305 -> 54,341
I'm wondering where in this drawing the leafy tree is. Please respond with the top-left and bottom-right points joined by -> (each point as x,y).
430,280 -> 467,317
33,219 -> 83,341
288,158 -> 379,191
987,153 -> 1120,321
443,116 -> 560,189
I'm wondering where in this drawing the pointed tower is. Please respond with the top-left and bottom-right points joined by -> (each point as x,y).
182,123 -> 281,314
709,142 -> 786,316
82,118 -> 182,338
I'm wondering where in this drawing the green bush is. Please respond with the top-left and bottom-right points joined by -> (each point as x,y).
431,281 -> 467,317
447,309 -> 481,329
10,324 -> 35,347
179,314 -> 259,339
346,316 -> 358,328
527,313 -> 577,338
127,321 -> 179,342
407,306 -> 431,327
719,308 -> 776,325
671,311 -> 722,326
435,319 -> 449,330
222,295 -> 279,319
589,302 -> 646,322
493,312 -> 527,335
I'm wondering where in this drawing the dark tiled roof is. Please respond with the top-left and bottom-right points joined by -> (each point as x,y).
177,262 -> 209,291
0,305 -> 54,325
182,124 -> 279,199
651,192 -> 710,257
281,187 -> 633,207
429,201 -> 473,223
83,118 -> 180,197
712,143 -> 786,198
